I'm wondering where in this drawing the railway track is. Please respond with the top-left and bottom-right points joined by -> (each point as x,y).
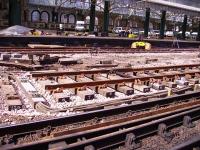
0,47 -> 199,54
0,91 -> 200,150
30,65 -> 200,112
5,63 -> 198,114
1,62 -> 200,149
43,69 -> 199,90
0,53 -> 200,71
30,64 -> 200,112
170,135 -> 200,150
31,63 -> 200,77
0,92 -> 200,149
59,107 -> 200,150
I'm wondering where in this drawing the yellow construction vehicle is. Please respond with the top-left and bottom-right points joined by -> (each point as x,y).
128,34 -> 137,38
131,41 -> 151,50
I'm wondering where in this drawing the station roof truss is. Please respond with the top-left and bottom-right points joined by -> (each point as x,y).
137,0 -> 200,18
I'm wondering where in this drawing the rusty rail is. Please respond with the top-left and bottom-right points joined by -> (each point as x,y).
31,63 -> 200,77
61,107 -> 200,150
44,70 -> 200,90
5,98 -> 200,150
0,91 -> 200,150
0,47 -> 199,54
0,61 -> 44,71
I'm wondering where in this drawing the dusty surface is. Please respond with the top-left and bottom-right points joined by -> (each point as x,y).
0,52 -> 199,125
54,52 -> 200,70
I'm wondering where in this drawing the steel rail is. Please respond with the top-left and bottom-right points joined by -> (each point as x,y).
0,50 -> 197,55
170,135 -> 200,150
0,61 -> 44,70
0,47 -> 198,51
31,63 -> 200,77
0,91 -> 199,144
57,87 -> 192,113
59,92 -> 165,112
61,107 -> 200,150
0,49 -> 196,52
0,47 -> 199,55
5,101 -> 200,150
44,70 -> 200,90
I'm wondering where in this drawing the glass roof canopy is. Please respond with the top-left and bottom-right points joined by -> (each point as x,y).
163,0 -> 200,8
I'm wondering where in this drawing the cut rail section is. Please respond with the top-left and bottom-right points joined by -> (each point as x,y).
44,70 -> 200,90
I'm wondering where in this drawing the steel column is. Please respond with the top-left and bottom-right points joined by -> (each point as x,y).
197,21 -> 200,41
144,8 -> 150,38
103,0 -> 110,36
159,10 -> 166,39
89,0 -> 96,32
9,0 -> 21,25
182,15 -> 187,40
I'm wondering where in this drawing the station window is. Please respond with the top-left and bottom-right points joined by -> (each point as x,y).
68,14 -> 75,24
61,14 -> 68,23
41,11 -> 49,23
31,10 -> 40,22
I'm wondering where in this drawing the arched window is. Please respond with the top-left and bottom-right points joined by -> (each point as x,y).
31,10 -> 40,22
60,14 -> 68,23
68,14 -> 75,24
85,16 -> 98,25
41,11 -> 49,23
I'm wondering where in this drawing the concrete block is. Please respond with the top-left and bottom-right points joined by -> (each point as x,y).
117,85 -> 134,95
77,90 -> 95,100
98,87 -> 115,98
150,83 -> 165,90
134,84 -> 150,93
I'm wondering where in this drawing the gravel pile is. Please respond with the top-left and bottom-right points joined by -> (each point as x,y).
138,120 -> 200,150
0,25 -> 31,36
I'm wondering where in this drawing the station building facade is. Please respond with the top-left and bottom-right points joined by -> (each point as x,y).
0,0 -> 199,32
0,0 -> 162,31
24,0 -> 146,31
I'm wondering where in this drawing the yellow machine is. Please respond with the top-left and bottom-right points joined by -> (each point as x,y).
128,34 -> 137,38
131,41 -> 151,50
